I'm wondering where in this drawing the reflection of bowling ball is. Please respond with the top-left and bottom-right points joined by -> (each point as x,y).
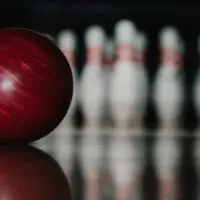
0,28 -> 73,143
0,145 -> 72,200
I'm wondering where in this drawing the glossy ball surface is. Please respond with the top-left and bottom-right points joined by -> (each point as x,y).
0,28 -> 73,143
0,145 -> 72,200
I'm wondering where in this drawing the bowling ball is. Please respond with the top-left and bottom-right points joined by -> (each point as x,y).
0,28 -> 73,143
0,145 -> 72,200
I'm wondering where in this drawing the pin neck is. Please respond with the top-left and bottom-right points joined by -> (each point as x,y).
115,43 -> 135,62
86,47 -> 103,66
160,48 -> 182,66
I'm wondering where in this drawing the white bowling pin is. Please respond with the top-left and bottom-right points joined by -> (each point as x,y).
153,27 -> 184,128
79,25 -> 106,127
153,129 -> 181,200
52,30 -> 78,183
132,31 -> 148,127
57,30 -> 78,127
109,20 -> 138,128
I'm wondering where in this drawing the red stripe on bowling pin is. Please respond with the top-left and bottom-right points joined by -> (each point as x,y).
86,47 -> 103,66
160,48 -> 181,66
115,44 -> 135,62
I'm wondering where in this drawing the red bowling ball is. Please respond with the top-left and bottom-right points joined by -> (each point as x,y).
0,145 -> 72,200
0,28 -> 73,143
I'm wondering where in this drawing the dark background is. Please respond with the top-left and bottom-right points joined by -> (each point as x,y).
1,2 -> 198,129
1,2 -> 200,199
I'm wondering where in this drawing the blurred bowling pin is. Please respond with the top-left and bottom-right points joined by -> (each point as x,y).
109,20 -> 138,128
52,30 -> 78,182
79,25 -> 106,127
153,130 -> 181,200
108,132 -> 144,200
153,27 -> 184,128
57,30 -> 78,127
133,31 -> 148,128
79,127 -> 103,200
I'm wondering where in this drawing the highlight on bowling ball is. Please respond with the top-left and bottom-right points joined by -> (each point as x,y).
0,145 -> 72,200
0,28 -> 73,143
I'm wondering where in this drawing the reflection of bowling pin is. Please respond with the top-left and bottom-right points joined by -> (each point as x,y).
108,132 -> 144,200
79,127 -> 103,200
52,124 -> 75,185
79,25 -> 106,127
57,30 -> 78,126
109,20 -> 138,128
153,27 -> 184,128
153,129 -> 180,200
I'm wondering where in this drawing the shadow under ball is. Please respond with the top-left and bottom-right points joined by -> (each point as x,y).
0,145 -> 72,200
0,28 -> 73,143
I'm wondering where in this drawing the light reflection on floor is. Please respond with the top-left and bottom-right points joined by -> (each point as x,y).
33,128 -> 199,200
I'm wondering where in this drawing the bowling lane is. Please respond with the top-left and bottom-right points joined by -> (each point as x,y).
33,128 -> 198,200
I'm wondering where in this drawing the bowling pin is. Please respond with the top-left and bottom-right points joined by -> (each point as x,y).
133,31 -> 148,128
79,127 -> 103,200
79,25 -> 106,127
153,129 -> 181,200
108,131 -> 144,200
51,30 -> 78,182
109,20 -> 138,128
153,27 -> 184,128
57,29 -> 78,127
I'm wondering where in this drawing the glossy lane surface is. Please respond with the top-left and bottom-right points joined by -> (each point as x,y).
0,145 -> 72,200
